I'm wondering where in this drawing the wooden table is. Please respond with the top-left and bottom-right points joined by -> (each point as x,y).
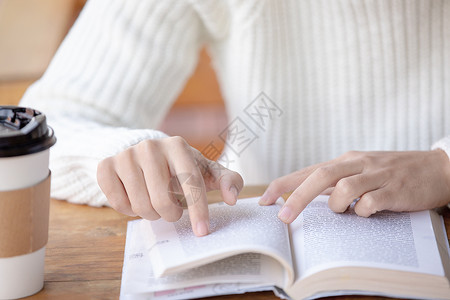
27,186 -> 450,300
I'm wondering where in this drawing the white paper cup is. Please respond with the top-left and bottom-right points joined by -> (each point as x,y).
0,107 -> 56,299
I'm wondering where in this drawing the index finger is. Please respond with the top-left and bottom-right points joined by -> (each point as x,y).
165,139 -> 209,237
259,160 -> 330,206
278,160 -> 363,223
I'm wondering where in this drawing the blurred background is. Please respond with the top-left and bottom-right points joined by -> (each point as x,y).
0,0 -> 227,158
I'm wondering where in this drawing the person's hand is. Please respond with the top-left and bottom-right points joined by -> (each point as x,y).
97,136 -> 243,236
259,150 -> 450,223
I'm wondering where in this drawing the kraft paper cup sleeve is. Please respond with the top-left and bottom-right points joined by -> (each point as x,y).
0,173 -> 51,258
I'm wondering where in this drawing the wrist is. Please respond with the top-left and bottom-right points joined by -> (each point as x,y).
432,149 -> 450,206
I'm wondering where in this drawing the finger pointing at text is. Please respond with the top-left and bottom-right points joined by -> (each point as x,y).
260,150 -> 450,223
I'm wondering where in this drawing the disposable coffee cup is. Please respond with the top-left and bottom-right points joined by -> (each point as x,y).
0,106 -> 56,299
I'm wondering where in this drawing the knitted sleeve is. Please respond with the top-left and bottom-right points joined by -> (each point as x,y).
20,0 -> 226,206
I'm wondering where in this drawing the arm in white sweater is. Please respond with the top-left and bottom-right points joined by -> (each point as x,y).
20,0 -> 226,206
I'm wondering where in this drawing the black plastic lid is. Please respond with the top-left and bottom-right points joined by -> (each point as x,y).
0,106 -> 56,157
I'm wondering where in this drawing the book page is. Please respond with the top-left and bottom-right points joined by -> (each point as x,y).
120,219 -> 284,297
122,283 -> 282,300
120,220 -> 270,300
148,197 -> 293,287
289,195 -> 445,280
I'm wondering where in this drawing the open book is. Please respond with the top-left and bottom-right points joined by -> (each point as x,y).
120,196 -> 450,300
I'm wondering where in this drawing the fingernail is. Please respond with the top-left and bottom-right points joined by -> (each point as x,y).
196,221 -> 209,236
278,206 -> 292,223
259,191 -> 269,205
229,185 -> 239,199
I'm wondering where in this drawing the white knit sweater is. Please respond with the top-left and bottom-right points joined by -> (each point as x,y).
21,0 -> 450,206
